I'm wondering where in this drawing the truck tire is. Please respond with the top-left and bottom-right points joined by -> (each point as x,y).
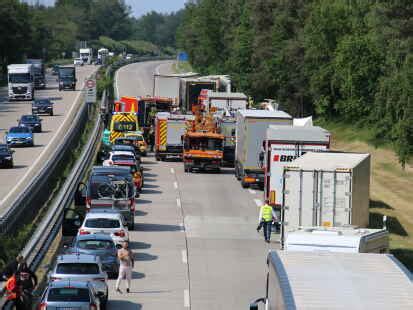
241,180 -> 249,188
129,222 -> 135,231
155,155 -> 160,161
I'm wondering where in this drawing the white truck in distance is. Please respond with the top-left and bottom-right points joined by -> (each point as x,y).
250,251 -> 413,310
281,152 -> 371,246
264,125 -> 331,207
153,72 -> 199,106
284,226 -> 389,253
204,90 -> 248,114
79,48 -> 92,65
7,64 -> 35,101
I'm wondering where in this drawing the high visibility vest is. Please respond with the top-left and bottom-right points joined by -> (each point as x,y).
5,275 -> 18,300
262,205 -> 273,222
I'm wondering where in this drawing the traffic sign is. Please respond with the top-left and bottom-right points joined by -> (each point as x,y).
85,78 -> 96,103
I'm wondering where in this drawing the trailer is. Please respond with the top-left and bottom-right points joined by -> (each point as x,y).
264,125 -> 331,207
153,72 -> 199,105
235,110 -> 292,189
206,90 -> 248,113
284,226 -> 389,253
180,77 -> 217,112
281,152 -> 371,246
155,112 -> 194,161
217,117 -> 236,166
250,251 -> 413,310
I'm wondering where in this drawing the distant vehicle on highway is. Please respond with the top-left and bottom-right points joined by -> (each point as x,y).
38,280 -> 103,310
51,64 -> 59,76
26,58 -> 46,89
5,126 -> 34,147
80,48 -> 93,65
58,66 -> 77,91
32,98 -> 54,116
74,58 -> 84,66
0,144 -> 14,168
18,114 -> 42,133
7,64 -> 35,101
48,253 -> 109,307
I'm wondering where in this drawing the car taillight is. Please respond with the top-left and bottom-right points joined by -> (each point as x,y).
86,197 -> 91,206
79,229 -> 91,235
90,303 -> 98,310
129,198 -> 135,206
38,302 -> 47,310
114,230 -> 125,237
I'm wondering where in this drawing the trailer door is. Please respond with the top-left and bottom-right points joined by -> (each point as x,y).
167,120 -> 186,145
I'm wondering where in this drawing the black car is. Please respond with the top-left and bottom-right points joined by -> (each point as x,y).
18,114 -> 42,133
0,144 -> 14,168
52,64 -> 59,75
32,98 -> 53,116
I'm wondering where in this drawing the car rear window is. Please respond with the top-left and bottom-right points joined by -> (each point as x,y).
112,155 -> 134,162
48,287 -> 90,302
85,218 -> 120,228
77,240 -> 115,250
56,263 -> 99,275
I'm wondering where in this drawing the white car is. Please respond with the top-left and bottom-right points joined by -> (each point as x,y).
73,58 -> 84,66
78,211 -> 129,246
103,150 -> 137,166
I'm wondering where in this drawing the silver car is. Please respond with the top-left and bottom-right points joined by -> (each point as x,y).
38,280 -> 102,310
48,254 -> 108,308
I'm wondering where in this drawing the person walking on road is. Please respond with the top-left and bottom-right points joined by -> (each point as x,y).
115,241 -> 134,294
16,260 -> 37,309
257,199 -> 278,243
1,255 -> 24,281
1,272 -> 23,310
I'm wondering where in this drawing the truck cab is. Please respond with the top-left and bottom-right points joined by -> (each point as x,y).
26,59 -> 46,89
7,64 -> 35,101
79,48 -> 93,65
58,66 -> 77,91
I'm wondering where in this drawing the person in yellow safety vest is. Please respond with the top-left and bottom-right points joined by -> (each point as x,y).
257,199 -> 278,243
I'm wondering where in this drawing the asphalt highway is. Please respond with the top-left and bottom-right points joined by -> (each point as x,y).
109,61 -> 278,309
0,65 -> 97,214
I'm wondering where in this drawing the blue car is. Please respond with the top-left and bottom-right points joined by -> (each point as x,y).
5,126 -> 34,147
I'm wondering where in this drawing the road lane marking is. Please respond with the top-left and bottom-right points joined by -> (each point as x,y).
184,289 -> 190,308
248,189 -> 257,195
254,199 -> 263,207
173,181 -> 178,189
179,223 -> 185,232
176,198 -> 181,208
170,168 -> 175,174
181,250 -> 188,264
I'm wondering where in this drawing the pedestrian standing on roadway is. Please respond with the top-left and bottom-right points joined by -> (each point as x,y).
115,241 -> 134,294
1,255 -> 24,281
258,199 -> 278,243
1,272 -> 23,310
148,127 -> 155,152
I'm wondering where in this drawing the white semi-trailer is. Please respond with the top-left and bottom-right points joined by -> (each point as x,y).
153,72 -> 199,106
79,48 -> 92,65
281,152 -> 371,245
264,125 -> 331,207
206,90 -> 248,113
284,226 -> 389,253
250,251 -> 413,310
7,64 -> 35,101
235,110 -> 292,189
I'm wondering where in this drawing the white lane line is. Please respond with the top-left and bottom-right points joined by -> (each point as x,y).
181,250 -> 188,264
170,168 -> 175,174
173,181 -> 178,189
254,199 -> 263,207
176,198 -> 181,208
248,189 -> 257,195
184,289 -> 190,308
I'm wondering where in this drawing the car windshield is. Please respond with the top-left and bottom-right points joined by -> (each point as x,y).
9,73 -> 30,84
186,137 -> 223,151
34,99 -> 50,106
77,240 -> 115,250
129,135 -> 143,141
56,263 -> 99,275
9,127 -> 30,133
112,155 -> 134,162
85,218 -> 120,228
48,288 -> 90,302
21,115 -> 38,122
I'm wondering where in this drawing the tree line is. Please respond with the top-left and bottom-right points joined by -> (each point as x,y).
0,0 -> 182,74
177,0 -> 413,167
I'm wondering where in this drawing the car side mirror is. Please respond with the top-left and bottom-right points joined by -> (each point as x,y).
250,298 -> 266,310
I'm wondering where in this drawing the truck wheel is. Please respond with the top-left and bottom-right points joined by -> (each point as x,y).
50,111 -> 54,116
155,155 -> 160,161
241,180 -> 249,188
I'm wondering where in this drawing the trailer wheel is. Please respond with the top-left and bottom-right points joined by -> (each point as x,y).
155,155 -> 160,161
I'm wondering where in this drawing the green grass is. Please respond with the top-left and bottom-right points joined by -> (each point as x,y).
173,61 -> 194,73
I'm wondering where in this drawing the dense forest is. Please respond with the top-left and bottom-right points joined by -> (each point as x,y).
178,0 -> 413,166
0,0 -> 182,72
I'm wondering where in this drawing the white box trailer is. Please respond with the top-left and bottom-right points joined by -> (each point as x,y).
235,110 -> 292,189
264,125 -> 331,207
250,251 -> 413,310
281,152 -> 371,245
153,72 -> 199,105
154,112 -> 194,161
206,90 -> 248,113
284,226 -> 389,253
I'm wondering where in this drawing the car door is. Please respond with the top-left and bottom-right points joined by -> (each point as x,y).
75,182 -> 87,206
62,208 -> 85,237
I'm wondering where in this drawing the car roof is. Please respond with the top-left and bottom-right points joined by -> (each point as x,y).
56,253 -> 100,264
48,280 -> 91,289
75,234 -> 114,242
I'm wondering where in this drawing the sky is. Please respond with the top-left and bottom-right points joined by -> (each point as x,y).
24,0 -> 187,16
